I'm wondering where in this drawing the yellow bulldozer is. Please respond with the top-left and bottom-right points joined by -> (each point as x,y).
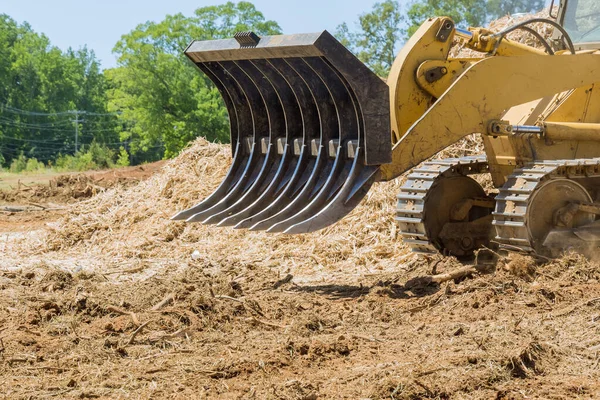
173,0 -> 600,259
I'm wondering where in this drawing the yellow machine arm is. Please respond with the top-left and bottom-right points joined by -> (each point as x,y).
380,17 -> 600,181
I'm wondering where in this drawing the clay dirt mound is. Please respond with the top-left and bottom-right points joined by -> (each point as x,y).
0,161 -> 166,204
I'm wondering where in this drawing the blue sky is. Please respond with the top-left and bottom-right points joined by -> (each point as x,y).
2,0 -> 390,69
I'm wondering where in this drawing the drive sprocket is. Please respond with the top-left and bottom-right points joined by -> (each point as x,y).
493,159 -> 600,257
396,156 -> 494,257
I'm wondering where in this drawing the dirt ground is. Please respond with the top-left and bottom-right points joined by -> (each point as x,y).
1,138 -> 600,400
0,162 -> 165,236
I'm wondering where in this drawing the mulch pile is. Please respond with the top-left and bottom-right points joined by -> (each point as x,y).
4,8 -> 600,399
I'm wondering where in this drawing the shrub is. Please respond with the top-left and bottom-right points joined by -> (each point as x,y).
9,153 -> 27,173
55,142 -> 116,172
8,154 -> 46,173
25,157 -> 45,172
55,153 -> 97,171
87,142 -> 115,169
116,146 -> 130,167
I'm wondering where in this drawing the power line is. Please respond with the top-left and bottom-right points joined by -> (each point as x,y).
0,119 -> 118,133
0,116 -> 74,127
0,104 -> 75,117
0,106 -> 168,162
0,104 -> 120,117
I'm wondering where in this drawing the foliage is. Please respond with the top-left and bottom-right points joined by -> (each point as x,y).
0,2 -> 281,169
55,152 -> 95,172
9,153 -> 45,173
116,147 -> 130,167
0,0 -> 549,173
337,0 -> 545,77
107,2 -> 281,161
335,0 -> 405,77
55,142 -> 116,171
487,0 -> 547,19
5,143 -> 122,173
9,154 -> 28,173
25,157 -> 46,173
0,14 -> 119,167
406,0 -> 545,36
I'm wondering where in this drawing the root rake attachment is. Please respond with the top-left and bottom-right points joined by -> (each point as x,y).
172,31 -> 390,233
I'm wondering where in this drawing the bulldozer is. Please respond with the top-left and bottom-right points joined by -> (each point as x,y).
173,0 -> 600,259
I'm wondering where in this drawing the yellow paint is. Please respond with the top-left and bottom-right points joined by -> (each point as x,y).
387,18 -> 455,144
416,59 -> 475,98
381,16 -> 600,186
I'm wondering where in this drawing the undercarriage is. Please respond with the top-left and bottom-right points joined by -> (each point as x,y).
398,157 -> 600,259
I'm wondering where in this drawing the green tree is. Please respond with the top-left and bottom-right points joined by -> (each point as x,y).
107,1 -> 281,161
0,14 -> 118,166
116,146 -> 130,167
335,0 -> 404,77
406,0 -> 545,37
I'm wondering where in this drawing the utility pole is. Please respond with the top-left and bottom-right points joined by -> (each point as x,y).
74,110 -> 79,153
70,110 -> 84,153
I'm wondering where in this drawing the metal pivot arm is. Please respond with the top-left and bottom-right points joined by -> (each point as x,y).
379,53 -> 600,181
386,17 -> 456,145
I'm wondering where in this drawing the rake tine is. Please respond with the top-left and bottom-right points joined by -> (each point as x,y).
186,60 -> 270,222
285,148 -> 379,233
225,57 -> 323,228
214,58 -> 302,226
171,62 -> 248,220
266,57 -> 359,232
248,57 -> 339,231
200,60 -> 283,224
177,30 -> 391,233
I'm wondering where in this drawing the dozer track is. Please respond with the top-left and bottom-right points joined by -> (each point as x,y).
493,159 -> 600,256
396,156 -> 491,256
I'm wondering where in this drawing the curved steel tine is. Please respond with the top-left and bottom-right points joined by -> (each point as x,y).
267,57 -> 359,232
285,148 -> 379,233
176,31 -> 392,231
216,58 -> 303,226
203,59 -> 286,224
171,62 -> 247,220
186,60 -> 269,222
248,57 -> 339,231
235,58 -> 320,229
238,155 -> 315,228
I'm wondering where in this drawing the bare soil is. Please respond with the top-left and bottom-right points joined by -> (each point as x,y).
0,162 -> 166,237
1,138 -> 599,400
0,161 -> 166,203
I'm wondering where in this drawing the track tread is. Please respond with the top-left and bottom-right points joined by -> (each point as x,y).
396,156 -> 489,255
492,158 -> 600,253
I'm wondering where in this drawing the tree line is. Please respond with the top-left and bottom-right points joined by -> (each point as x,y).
0,0 -> 543,170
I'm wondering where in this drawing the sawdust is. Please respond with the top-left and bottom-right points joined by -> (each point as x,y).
35,138 -> 408,279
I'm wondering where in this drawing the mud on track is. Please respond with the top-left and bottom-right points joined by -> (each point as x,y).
1,137 -> 599,399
